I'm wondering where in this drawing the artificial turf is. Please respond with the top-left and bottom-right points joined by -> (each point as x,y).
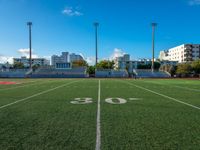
0,78 -> 199,149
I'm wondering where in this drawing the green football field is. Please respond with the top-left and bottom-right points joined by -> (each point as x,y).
0,78 -> 200,150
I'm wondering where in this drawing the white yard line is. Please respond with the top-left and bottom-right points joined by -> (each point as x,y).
129,98 -> 143,101
138,80 -> 200,92
96,80 -> 101,150
0,80 -> 79,110
121,81 -> 200,111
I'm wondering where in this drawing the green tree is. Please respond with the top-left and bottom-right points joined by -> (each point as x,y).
191,59 -> 200,74
154,62 -> 161,70
32,64 -> 40,71
176,63 -> 192,76
160,64 -> 177,76
13,62 -> 24,69
96,60 -> 114,69
87,66 -> 96,75
169,65 -> 177,76
137,64 -> 151,69
72,60 -> 88,68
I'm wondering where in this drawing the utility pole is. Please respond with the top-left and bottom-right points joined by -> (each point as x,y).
151,23 -> 157,72
27,22 -> 32,69
94,22 -> 99,67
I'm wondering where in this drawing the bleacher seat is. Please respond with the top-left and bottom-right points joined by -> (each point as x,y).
30,67 -> 87,78
95,69 -> 128,78
134,69 -> 170,78
0,69 -> 29,78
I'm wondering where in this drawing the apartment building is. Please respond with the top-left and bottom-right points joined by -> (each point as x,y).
13,57 -> 50,67
159,44 -> 200,63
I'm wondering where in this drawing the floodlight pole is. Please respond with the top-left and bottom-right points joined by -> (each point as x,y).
27,22 -> 32,69
94,22 -> 99,67
151,23 -> 157,72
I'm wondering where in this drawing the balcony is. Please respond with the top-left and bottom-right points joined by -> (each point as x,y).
185,45 -> 192,49
184,54 -> 192,58
184,51 -> 192,55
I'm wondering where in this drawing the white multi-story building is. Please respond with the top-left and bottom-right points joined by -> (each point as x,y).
159,44 -> 200,63
51,52 -> 69,66
114,54 -> 130,69
51,52 -> 85,69
13,57 -> 50,67
69,53 -> 83,62
114,54 -> 139,73
159,51 -> 169,61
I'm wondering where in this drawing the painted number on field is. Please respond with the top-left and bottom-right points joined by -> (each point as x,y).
70,98 -> 93,104
71,97 -> 141,105
105,98 -> 127,104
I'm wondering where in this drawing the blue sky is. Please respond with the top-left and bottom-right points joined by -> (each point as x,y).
0,0 -> 200,64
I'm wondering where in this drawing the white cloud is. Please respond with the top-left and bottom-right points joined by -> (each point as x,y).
109,48 -> 126,60
84,48 -> 127,65
43,55 -> 51,65
18,48 -> 30,55
62,7 -> 83,16
188,0 -> 200,5
43,56 -> 51,60
78,53 -> 95,65
86,57 -> 96,65
0,55 -> 13,64
17,48 -> 38,58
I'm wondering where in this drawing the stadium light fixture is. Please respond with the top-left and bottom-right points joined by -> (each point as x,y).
94,22 -> 99,67
27,22 -> 32,69
151,22 -> 157,72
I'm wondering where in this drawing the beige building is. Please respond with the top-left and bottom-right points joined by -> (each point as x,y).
159,44 -> 200,63
14,57 -> 50,67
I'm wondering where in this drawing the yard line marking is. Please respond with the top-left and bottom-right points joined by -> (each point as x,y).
96,80 -> 101,150
137,80 -> 200,92
120,81 -> 200,111
129,98 -> 143,101
0,80 -> 78,110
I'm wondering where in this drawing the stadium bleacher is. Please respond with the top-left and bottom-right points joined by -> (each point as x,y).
0,68 -> 170,78
134,69 -> 170,78
30,67 -> 87,78
95,69 -> 128,78
0,69 -> 29,78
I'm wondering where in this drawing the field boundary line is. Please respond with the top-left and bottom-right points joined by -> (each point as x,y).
96,80 -> 101,150
120,80 -> 200,111
0,80 -> 54,91
138,80 -> 200,92
0,80 -> 79,110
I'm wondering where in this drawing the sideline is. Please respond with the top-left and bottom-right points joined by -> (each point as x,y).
0,80 -> 79,110
95,80 -> 101,150
120,80 -> 200,110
